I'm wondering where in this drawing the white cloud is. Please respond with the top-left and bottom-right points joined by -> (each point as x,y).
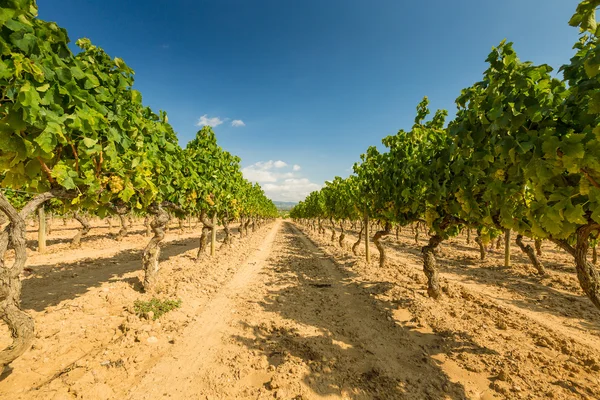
231,119 -> 245,127
242,160 -> 319,201
262,178 -> 321,202
196,115 -> 224,127
244,160 -> 287,173
241,168 -> 278,183
242,161 -> 278,183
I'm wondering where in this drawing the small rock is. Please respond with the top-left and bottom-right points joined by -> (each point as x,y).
135,331 -> 149,342
535,338 -> 550,348
490,382 -> 509,395
497,369 -> 510,382
147,336 -> 158,344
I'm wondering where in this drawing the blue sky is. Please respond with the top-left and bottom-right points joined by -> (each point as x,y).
40,0 -> 581,201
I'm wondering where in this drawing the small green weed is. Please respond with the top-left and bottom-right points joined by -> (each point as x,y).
133,298 -> 182,320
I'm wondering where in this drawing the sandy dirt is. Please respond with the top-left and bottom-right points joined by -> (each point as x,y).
0,219 -> 599,399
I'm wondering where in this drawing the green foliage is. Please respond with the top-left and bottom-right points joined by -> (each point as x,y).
133,298 -> 182,320
0,1 -> 277,221
292,0 -> 600,252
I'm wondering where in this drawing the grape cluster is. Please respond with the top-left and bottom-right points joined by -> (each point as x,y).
101,175 -> 124,194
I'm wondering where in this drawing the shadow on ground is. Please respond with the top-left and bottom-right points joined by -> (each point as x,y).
317,226 -> 600,335
20,229 -> 236,311
232,222 -> 480,399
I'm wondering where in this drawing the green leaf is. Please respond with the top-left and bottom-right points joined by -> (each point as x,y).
70,66 -> 86,80
119,181 -> 135,202
584,59 -> 600,78
564,202 -> 588,225
82,137 -> 97,148
561,142 -> 585,159
24,159 -> 41,178
51,164 -> 77,190
56,67 -> 73,83
11,32 -> 36,54
34,130 -> 56,153
36,83 -> 50,92
84,73 -> 100,89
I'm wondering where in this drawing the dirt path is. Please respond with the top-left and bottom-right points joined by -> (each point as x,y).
123,220 -> 282,399
297,223 -> 600,399
116,221 -> 494,399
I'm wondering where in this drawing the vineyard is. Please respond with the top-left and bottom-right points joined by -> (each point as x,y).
1,0 -> 600,399
291,4 -> 600,310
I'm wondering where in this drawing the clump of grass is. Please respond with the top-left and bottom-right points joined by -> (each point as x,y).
133,298 -> 182,320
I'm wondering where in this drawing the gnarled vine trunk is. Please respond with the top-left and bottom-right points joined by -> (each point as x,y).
221,212 -> 233,248
551,225 -> 600,310
197,211 -> 214,260
421,234 -> 444,299
516,234 -> 545,275
338,221 -> 345,248
142,204 -> 169,292
0,204 -> 31,369
0,191 -> 58,368
46,212 -> 53,236
144,215 -> 151,237
244,218 -> 251,236
239,216 -> 245,238
115,208 -> 129,241
71,212 -> 91,248
414,224 -> 420,245
535,239 -> 542,256
474,234 -> 486,260
573,225 -> 600,310
197,226 -> 210,260
352,222 -> 363,256
466,228 -> 471,245
373,222 -> 391,268
330,218 -> 336,243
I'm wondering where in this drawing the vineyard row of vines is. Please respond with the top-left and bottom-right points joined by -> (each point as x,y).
0,1 -> 278,369
291,1 -> 600,313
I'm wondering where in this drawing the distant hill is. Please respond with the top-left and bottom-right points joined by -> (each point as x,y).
272,201 -> 298,211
